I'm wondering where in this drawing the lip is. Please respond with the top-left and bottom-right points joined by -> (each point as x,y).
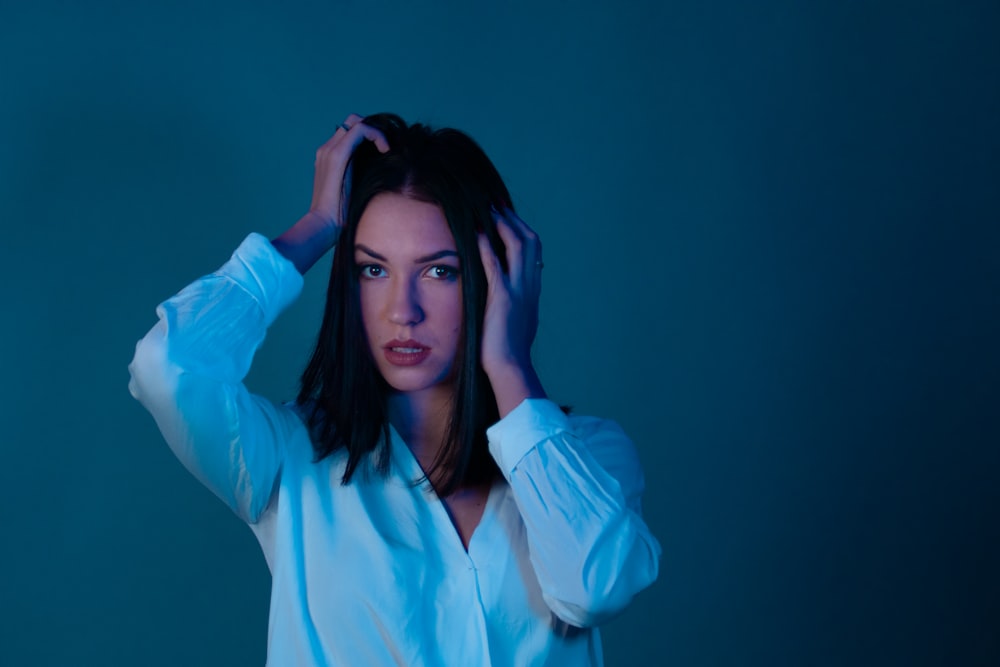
383,339 -> 431,367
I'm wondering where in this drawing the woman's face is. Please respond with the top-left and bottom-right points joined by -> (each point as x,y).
355,191 -> 463,397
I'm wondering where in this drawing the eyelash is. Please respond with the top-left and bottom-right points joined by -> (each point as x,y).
357,264 -> 460,281
358,264 -> 385,279
427,265 -> 460,281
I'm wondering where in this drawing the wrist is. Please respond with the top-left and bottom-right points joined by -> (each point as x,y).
302,210 -> 341,244
271,212 -> 342,275
485,361 -> 546,419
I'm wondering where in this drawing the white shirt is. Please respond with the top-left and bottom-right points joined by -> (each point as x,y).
128,233 -> 661,666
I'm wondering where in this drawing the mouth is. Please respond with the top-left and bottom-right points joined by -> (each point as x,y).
383,340 -> 431,366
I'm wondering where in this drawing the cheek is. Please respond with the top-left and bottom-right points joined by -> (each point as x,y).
424,289 -> 463,343
439,292 -> 463,335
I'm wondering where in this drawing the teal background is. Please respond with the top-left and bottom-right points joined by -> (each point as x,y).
2,0 -> 998,664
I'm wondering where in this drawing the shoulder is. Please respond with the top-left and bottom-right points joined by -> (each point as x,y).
283,399 -> 324,453
285,399 -> 314,428
281,399 -> 353,470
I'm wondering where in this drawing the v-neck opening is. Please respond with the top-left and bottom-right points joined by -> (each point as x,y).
388,424 -> 501,555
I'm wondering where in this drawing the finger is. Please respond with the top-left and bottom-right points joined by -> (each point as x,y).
477,233 -> 504,292
500,209 -> 545,305
326,113 -> 365,144
502,207 -> 541,251
321,123 -> 390,160
500,207 -> 542,265
326,113 -> 382,147
357,124 -> 390,153
503,209 -> 544,296
339,113 -> 364,132
493,208 -> 527,286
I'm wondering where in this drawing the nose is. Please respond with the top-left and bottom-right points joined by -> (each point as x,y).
386,276 -> 424,326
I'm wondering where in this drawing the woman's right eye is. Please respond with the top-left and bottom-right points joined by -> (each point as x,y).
358,264 -> 385,279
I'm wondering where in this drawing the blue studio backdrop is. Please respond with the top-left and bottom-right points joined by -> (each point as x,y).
1,1 -> 997,665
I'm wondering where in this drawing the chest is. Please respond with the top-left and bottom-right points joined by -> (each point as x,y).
441,486 -> 491,550
255,462 -> 569,663
250,431 -> 594,665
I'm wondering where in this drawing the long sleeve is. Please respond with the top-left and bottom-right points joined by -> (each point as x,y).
486,398 -> 661,628
128,233 -> 305,523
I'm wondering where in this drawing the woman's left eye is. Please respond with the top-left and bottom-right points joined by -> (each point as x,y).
427,265 -> 459,281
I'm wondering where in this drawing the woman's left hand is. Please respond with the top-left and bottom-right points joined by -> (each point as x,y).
477,206 -> 548,417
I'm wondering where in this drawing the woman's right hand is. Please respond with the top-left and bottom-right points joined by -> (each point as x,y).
272,114 -> 390,275
309,113 -> 391,229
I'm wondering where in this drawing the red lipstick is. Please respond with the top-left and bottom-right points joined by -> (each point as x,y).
383,339 -> 431,366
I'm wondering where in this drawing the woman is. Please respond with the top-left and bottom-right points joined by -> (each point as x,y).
129,113 -> 660,666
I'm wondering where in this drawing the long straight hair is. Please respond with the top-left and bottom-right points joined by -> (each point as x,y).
297,113 -> 513,495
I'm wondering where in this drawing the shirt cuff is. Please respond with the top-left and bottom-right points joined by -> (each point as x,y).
217,232 -> 304,327
486,398 -> 571,474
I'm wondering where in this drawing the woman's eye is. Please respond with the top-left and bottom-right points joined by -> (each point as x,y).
427,265 -> 459,281
359,264 -> 385,279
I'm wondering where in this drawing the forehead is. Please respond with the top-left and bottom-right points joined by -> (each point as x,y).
355,192 -> 455,253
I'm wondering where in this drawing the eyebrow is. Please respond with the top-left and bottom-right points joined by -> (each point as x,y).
355,244 -> 460,264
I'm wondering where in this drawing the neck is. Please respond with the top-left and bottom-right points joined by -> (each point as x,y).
387,385 -> 454,474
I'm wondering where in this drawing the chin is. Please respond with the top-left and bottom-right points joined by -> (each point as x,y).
379,367 -> 456,396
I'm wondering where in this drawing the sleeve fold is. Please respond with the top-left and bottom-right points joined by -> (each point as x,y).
487,398 -> 662,627
128,233 -> 304,522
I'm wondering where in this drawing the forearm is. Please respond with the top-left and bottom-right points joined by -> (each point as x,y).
270,211 -> 340,275
128,234 -> 304,520
488,400 -> 662,627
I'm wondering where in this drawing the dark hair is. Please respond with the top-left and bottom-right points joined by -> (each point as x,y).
297,113 -> 512,495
